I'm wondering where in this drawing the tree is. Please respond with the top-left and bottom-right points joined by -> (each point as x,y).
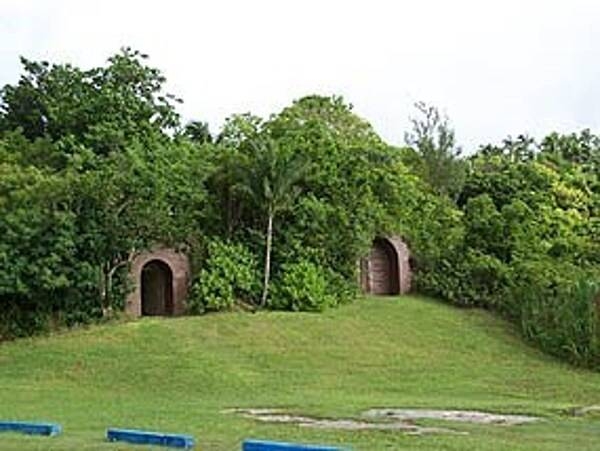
264,95 -> 392,270
404,101 -> 466,201
0,159 -> 89,336
0,47 -> 181,163
540,129 -> 600,175
240,137 -> 308,308
182,120 -> 213,144
206,114 -> 264,237
478,135 -> 536,162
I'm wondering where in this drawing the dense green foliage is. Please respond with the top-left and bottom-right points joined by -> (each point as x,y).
1,49 -> 599,369
416,134 -> 600,367
199,96 -> 444,312
0,50 -> 434,337
0,49 -> 210,337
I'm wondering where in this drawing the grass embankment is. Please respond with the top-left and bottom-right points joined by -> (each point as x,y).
1,296 -> 600,450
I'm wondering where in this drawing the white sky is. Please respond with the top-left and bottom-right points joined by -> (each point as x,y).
1,0 -> 599,151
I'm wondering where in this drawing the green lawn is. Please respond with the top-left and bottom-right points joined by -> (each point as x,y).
1,296 -> 600,450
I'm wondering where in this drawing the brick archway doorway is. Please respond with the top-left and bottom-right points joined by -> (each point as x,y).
126,248 -> 190,317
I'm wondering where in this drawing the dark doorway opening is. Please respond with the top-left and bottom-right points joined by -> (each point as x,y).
369,238 -> 400,295
141,260 -> 174,316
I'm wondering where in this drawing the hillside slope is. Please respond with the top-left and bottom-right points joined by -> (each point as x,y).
1,296 -> 600,450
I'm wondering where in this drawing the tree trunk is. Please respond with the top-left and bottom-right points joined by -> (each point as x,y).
260,210 -> 274,308
99,263 -> 112,317
226,188 -> 233,238
105,267 -> 114,316
99,264 -> 107,307
100,254 -> 134,317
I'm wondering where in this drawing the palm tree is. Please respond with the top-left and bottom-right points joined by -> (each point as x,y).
241,137 -> 308,308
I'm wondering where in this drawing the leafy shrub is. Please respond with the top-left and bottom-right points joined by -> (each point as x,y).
0,301 -> 49,340
271,260 -> 336,312
414,249 -> 509,309
325,268 -> 357,305
515,260 -> 600,367
188,240 -> 259,313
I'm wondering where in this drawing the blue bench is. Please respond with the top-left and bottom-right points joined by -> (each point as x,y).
242,439 -> 348,451
106,428 -> 195,449
0,421 -> 61,437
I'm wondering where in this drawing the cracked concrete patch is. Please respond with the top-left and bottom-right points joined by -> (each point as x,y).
224,408 -> 465,435
225,407 -> 541,434
362,408 -> 541,425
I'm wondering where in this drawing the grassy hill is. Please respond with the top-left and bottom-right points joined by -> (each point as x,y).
1,296 -> 600,450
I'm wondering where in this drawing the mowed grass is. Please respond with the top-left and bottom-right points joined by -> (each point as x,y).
1,296 -> 600,450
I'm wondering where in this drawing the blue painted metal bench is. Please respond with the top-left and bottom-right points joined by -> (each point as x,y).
242,439 -> 348,451
0,421 -> 61,437
107,428 -> 195,449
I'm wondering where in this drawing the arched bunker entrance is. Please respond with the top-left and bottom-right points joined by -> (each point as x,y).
126,248 -> 190,317
361,236 -> 411,295
141,260 -> 173,316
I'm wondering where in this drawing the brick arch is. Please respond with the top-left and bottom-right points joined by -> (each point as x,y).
126,248 -> 190,317
360,236 -> 412,295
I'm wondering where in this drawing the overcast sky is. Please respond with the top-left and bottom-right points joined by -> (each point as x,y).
1,0 -> 599,151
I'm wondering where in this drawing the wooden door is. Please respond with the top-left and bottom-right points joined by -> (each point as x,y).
369,239 -> 399,295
